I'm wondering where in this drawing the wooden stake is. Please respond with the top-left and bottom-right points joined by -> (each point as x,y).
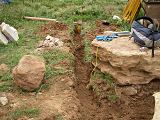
24,16 -> 57,22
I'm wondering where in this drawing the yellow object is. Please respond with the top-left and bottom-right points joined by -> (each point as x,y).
90,46 -> 99,79
123,0 -> 141,23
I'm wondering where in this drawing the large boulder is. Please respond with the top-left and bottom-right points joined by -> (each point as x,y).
12,55 -> 45,91
92,37 -> 160,85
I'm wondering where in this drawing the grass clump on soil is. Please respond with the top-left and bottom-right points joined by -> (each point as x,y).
42,50 -> 74,80
84,39 -> 92,63
91,70 -> 119,102
92,70 -> 114,86
8,107 -> 40,120
0,82 -> 13,92
55,114 -> 64,120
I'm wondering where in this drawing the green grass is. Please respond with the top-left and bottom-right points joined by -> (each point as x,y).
91,70 -> 119,102
0,81 -> 13,92
84,39 -> 92,63
0,0 -> 128,92
108,94 -> 119,102
42,50 -> 74,79
55,114 -> 64,120
8,107 -> 40,120
92,70 -> 114,86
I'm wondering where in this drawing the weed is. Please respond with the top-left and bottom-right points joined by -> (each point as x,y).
55,114 -> 64,120
84,39 -> 92,63
108,94 -> 119,102
42,50 -> 74,79
0,82 -> 13,92
8,107 -> 40,120
0,73 -> 12,82
92,70 -> 114,86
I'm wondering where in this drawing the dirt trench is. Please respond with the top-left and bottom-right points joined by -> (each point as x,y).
38,21 -> 160,120
72,32 -> 112,120
71,25 -> 159,120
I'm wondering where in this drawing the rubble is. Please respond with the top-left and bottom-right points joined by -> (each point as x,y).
92,34 -> 160,85
36,35 -> 64,51
0,96 -> 8,106
0,22 -> 19,45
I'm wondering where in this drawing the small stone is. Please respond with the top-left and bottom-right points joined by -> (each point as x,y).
0,64 -> 9,76
43,40 -> 49,47
46,35 -> 53,40
122,87 -> 138,96
102,86 -> 110,91
67,80 -> 74,87
49,42 -> 55,47
96,79 -> 103,84
0,96 -> 8,106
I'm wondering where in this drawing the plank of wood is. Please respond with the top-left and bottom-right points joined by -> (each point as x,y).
24,16 -> 57,22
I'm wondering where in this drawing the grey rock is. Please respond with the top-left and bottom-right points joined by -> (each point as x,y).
0,96 -> 8,106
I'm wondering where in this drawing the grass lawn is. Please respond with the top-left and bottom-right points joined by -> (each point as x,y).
0,0 -> 127,91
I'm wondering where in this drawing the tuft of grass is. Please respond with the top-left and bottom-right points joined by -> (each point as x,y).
0,73 -> 12,82
8,107 -> 40,120
108,94 -> 119,102
0,82 -> 13,92
84,39 -> 92,63
42,49 -> 74,79
55,114 -> 64,120
91,70 -> 119,102
92,70 -> 114,86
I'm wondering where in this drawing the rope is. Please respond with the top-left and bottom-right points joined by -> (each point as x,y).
90,46 -> 99,79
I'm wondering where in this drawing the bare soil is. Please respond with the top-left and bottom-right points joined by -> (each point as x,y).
38,21 -> 71,42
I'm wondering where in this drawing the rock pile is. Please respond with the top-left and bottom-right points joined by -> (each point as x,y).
92,36 -> 160,85
37,35 -> 63,51
12,55 -> 45,91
